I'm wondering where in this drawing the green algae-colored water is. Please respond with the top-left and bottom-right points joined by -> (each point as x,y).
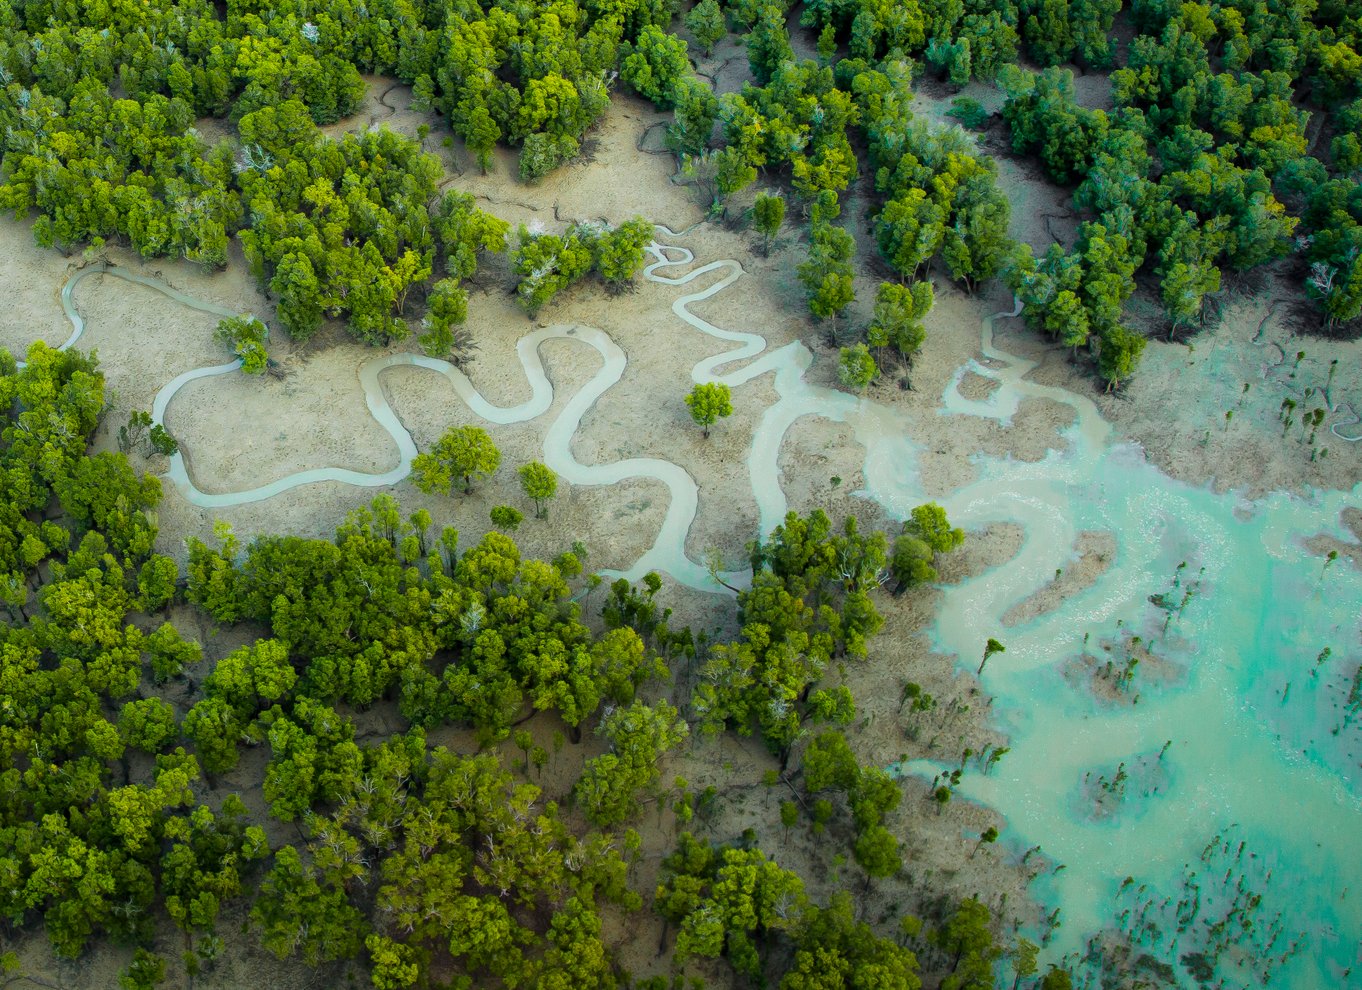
903,307 -> 1362,988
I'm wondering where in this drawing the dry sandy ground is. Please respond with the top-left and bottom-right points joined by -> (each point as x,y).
1002,530 -> 1117,628
3,67 -> 1359,990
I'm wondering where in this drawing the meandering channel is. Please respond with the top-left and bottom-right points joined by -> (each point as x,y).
40,234 -> 1362,989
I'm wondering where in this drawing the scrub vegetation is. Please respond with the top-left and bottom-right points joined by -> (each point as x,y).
3,0 -> 1361,986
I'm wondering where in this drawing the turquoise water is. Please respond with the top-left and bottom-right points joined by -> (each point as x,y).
904,327 -> 1362,985
45,240 -> 1362,987
922,440 -> 1361,987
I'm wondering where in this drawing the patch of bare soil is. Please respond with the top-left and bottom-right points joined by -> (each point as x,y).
937,523 -> 1026,584
0,219 -> 75,355
1303,506 -> 1362,571
957,369 -> 1001,401
1003,530 -> 1117,627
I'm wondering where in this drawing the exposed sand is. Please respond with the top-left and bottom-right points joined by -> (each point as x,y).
1303,506 -> 1362,570
4,66 -> 1358,990
1002,530 -> 1117,628
958,369 -> 1002,401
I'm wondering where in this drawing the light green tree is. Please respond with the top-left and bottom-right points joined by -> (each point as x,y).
518,462 -> 559,519
214,315 -> 269,374
905,503 -> 965,554
685,382 -> 734,438
412,425 -> 501,496
838,344 -> 878,392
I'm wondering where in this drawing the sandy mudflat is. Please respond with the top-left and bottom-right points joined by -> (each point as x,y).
1003,530 -> 1117,627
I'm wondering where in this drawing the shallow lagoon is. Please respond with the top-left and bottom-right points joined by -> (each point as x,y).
902,314 -> 1362,987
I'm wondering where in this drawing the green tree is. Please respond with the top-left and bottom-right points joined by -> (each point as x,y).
518,462 -> 559,519
978,637 -> 1005,676
144,424 -> 176,459
754,193 -> 786,255
687,0 -> 728,56
413,425 -> 502,496
668,78 -> 721,157
799,222 -> 856,331
434,191 -> 510,282
876,189 -> 944,280
1096,325 -> 1147,392
685,382 -> 734,438
184,697 -> 247,773
119,948 -> 167,990
271,252 -> 325,341
868,281 -> 932,364
657,835 -> 806,980
366,934 -> 421,990
905,503 -> 965,555
931,898 -> 1002,989
419,279 -> 470,360
622,26 -> 693,109
747,5 -> 795,85
214,316 -> 270,374
205,639 -> 297,712
1043,289 -> 1090,354
511,227 -> 594,316
251,846 -> 364,965
117,698 -> 179,754
853,823 -> 901,879
520,132 -> 582,182
592,218 -> 656,289
137,554 -> 179,613
1011,938 -> 1039,990
683,148 -> 758,213
890,503 -> 962,592
783,893 -> 921,990
838,344 -> 878,392
145,622 -> 203,683
575,700 -> 688,825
